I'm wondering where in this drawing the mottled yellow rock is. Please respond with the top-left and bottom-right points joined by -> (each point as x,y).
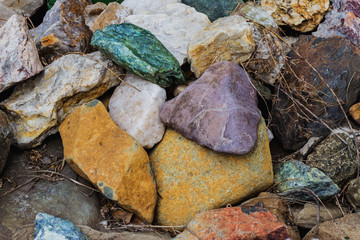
59,100 -> 157,223
261,0 -> 329,32
349,102 -> 360,125
187,15 -> 255,77
150,118 -> 273,226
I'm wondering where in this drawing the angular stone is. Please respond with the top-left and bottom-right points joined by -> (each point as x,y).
150,119 -> 273,226
346,178 -> 360,211
182,0 -> 244,22
125,3 -> 210,65
0,14 -> 43,93
31,0 -> 92,64
275,160 -> 340,200
306,129 -> 358,187
188,15 -> 255,77
109,73 -> 166,149
160,61 -> 260,154
34,213 -> 89,240
261,0 -> 329,32
313,0 -> 360,47
271,36 -> 360,150
0,51 -> 121,149
0,110 -> 12,174
90,2 -> 131,32
303,212 -> 360,240
349,102 -> 360,124
91,23 -> 185,88
121,0 -> 180,14
59,100 -> 157,223
0,0 -> 43,23
84,2 -> 107,29
174,207 -> 290,240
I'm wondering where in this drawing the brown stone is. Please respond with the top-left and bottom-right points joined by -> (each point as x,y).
59,100 -> 157,223
350,102 -> 360,124
0,110 -> 12,174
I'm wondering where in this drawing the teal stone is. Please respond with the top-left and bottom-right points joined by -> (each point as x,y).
275,160 -> 340,200
182,0 -> 244,21
91,23 -> 186,88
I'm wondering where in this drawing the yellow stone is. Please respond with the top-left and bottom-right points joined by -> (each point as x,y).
59,100 -> 157,223
349,102 -> 360,125
150,118 -> 273,226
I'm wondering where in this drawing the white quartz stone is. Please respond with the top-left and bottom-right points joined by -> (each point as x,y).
121,0 -> 180,14
109,73 -> 166,149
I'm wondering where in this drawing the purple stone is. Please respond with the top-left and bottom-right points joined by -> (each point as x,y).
160,61 -> 261,155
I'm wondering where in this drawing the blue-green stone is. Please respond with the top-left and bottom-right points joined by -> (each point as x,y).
91,23 -> 186,88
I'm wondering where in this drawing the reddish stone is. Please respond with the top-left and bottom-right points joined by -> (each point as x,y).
174,206 -> 290,240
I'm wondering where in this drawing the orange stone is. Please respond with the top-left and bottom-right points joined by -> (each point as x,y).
349,102 -> 360,124
59,100 -> 157,223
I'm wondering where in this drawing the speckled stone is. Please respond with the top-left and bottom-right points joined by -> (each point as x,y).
121,0 -> 180,14
346,178 -> 360,211
150,118 -> 273,226
34,213 -> 89,240
0,110 -> 12,174
275,160 -> 340,200
91,23 -> 185,88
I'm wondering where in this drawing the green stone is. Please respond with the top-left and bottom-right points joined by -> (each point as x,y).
182,0 -> 244,21
91,23 -> 186,88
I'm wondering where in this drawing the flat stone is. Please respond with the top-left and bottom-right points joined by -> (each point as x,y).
84,2 -> 107,29
261,0 -> 329,32
59,100 -> 157,223
109,73 -> 166,149
34,213 -> 89,240
31,0 -> 92,64
275,160 -> 340,200
313,0 -> 360,47
91,23 -> 185,88
188,15 -> 254,77
0,110 -> 12,174
182,0 -> 244,22
160,61 -> 260,154
174,206 -> 289,240
349,102 -> 360,124
150,119 -> 273,226
121,0 -> 180,14
346,178 -> 360,211
0,51 -> 122,149
271,36 -> 360,150
0,0 -> 43,23
303,212 -> 360,240
125,3 -> 210,65
0,14 -> 43,93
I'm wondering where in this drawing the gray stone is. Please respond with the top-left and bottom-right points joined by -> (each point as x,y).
0,51 -> 122,149
346,178 -> 360,211
160,61 -> 261,155
0,14 -> 43,93
0,110 -> 12,174
0,0 -> 44,24
121,0 -> 180,14
84,2 -> 107,29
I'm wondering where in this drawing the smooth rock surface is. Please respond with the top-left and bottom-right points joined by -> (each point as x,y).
31,0 -> 92,64
91,23 -> 185,88
0,0 -> 43,23
271,36 -> 360,150
349,102 -> 360,125
0,110 -> 12,174
59,100 -> 157,223
121,0 -> 180,14
174,206 -> 290,240
313,0 -> 360,47
0,51 -> 122,149
346,178 -> 360,211
275,160 -> 340,200
34,213 -> 89,240
150,119 -> 273,226
261,0 -> 329,32
160,61 -> 260,154
303,212 -> 360,240
84,2 -> 107,29
0,14 -> 43,93
109,73 -> 166,149
182,0 -> 244,21
188,15 -> 254,77
125,3 -> 210,65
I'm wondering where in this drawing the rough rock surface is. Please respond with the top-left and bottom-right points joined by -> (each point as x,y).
34,213 -> 89,240
0,110 -> 12,174
121,0 -> 180,14
313,0 -> 360,47
303,212 -> 360,240
109,73 -> 166,149
350,102 -> 360,125
346,178 -> 360,211
271,36 -> 360,150
161,61 -> 260,154
182,0 -> 244,22
0,14 -> 43,93
261,0 -> 329,32
0,51 -> 122,149
59,100 -> 157,223
0,0 -> 43,23
306,129 -> 358,187
174,206 -> 290,240
188,15 -> 254,77
91,23 -> 185,88
125,3 -> 210,65
84,2 -> 107,29
275,160 -> 340,200
31,0 -> 92,64
150,119 -> 273,226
